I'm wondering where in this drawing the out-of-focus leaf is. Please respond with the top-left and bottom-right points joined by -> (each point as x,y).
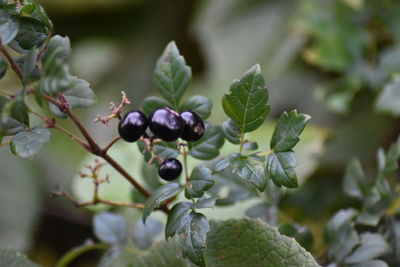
11,127 -> 50,159
93,212 -> 127,246
278,223 -> 314,251
185,166 -> 214,198
0,249 -> 38,267
246,203 -> 277,226
270,110 -> 311,152
328,224 -> 359,263
0,10 -> 18,45
228,153 -> 266,191
378,135 -> 400,176
222,64 -> 269,133
0,59 -> 8,79
189,123 -> 224,160
22,48 -> 40,83
154,41 -> 191,109
180,95 -> 212,120
9,97 -> 29,127
142,96 -> 171,116
132,218 -> 162,249
8,17 -> 47,54
325,209 -> 358,241
343,233 -> 391,264
243,141 -> 258,151
194,197 -> 216,210
205,218 -> 319,267
143,182 -> 181,223
109,241 -> 192,267
376,75 -> 400,116
0,96 -> 27,136
137,140 -> 178,163
350,260 -> 389,267
343,158 -> 368,200
266,150 -> 298,188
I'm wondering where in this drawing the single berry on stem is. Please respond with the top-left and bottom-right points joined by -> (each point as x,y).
148,107 -> 183,142
158,158 -> 182,181
118,110 -> 148,142
180,110 -> 205,142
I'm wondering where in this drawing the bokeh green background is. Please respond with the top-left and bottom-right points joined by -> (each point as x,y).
1,0 -> 399,266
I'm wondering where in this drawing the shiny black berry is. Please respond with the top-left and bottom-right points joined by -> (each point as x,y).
180,110 -> 205,142
118,110 -> 148,142
148,107 -> 183,141
158,158 -> 182,181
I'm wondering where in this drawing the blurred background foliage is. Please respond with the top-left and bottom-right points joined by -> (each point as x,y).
1,0 -> 400,266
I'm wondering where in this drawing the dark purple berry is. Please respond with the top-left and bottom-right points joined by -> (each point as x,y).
158,158 -> 182,181
180,110 -> 205,142
118,110 -> 148,142
148,107 -> 183,141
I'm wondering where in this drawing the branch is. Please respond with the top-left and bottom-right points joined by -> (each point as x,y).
101,136 -> 121,153
0,46 -> 23,81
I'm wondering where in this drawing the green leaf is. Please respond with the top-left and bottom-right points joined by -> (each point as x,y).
132,218 -> 162,249
206,158 -> 258,206
204,218 -> 320,267
137,140 -> 178,163
266,151 -> 298,188
350,260 -> 389,267
142,96 -> 171,116
229,153 -> 266,191
22,48 -> 40,83
175,212 -> 209,267
8,17 -> 47,54
270,110 -> 311,152
328,224 -> 360,263
0,96 -> 27,136
0,58 -> 8,79
375,75 -> 400,116
189,123 -> 225,160
343,158 -> 368,200
0,11 -> 18,45
325,209 -> 358,241
185,166 -> 214,198
344,233 -> 391,264
194,196 -> 216,210
93,212 -> 127,246
222,64 -> 270,133
243,141 -> 258,151
141,161 -> 163,191
180,95 -> 212,120
11,127 -> 50,158
222,119 -> 240,144
165,202 -> 192,239
9,97 -> 29,126
278,223 -> 314,251
154,41 -> 191,109
20,0 -> 52,29
109,241 -> 192,267
380,136 -> 400,176
42,35 -> 71,68
61,77 -> 96,108
143,182 -> 181,223
0,249 -> 38,267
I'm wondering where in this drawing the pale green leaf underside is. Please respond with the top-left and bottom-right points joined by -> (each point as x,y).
204,218 -> 320,267
229,154 -> 266,192
222,64 -> 269,133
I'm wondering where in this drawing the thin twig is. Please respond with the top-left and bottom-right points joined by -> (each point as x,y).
0,46 -> 23,81
101,136 -> 121,153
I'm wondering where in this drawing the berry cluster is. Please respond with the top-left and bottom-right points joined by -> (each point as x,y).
118,107 -> 205,181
